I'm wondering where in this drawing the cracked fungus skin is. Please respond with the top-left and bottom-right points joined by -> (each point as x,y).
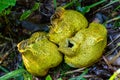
17,32 -> 62,76
58,22 -> 107,68
49,7 -> 88,44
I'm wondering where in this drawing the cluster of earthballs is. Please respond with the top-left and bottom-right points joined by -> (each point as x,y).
17,7 -> 107,76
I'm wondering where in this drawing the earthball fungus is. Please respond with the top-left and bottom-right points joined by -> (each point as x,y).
17,32 -> 62,76
49,7 -> 88,44
58,22 -> 107,68
17,7 -> 107,76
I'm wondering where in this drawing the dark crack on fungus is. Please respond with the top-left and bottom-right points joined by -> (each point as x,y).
68,41 -> 73,48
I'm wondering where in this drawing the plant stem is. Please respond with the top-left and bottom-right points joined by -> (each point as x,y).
0,69 -> 26,80
0,66 -> 9,73
88,0 -> 106,8
53,0 -> 57,9
63,0 -> 78,8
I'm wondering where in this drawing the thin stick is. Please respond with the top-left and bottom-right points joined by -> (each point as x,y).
105,45 -> 119,57
107,35 -> 120,47
106,16 -> 120,23
0,33 -> 12,41
109,50 -> 120,64
0,43 -> 17,64
64,67 -> 86,75
103,56 -> 112,68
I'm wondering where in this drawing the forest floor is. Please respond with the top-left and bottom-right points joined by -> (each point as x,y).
0,0 -> 120,80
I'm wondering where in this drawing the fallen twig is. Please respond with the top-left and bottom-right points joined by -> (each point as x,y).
0,43 -> 17,64
107,35 -> 120,47
103,56 -> 113,69
64,67 -> 86,75
109,50 -> 120,64
0,33 -> 12,41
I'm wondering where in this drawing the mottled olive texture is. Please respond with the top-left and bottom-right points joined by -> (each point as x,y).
17,32 -> 62,76
49,7 -> 88,44
59,22 -> 107,68
17,7 -> 107,76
